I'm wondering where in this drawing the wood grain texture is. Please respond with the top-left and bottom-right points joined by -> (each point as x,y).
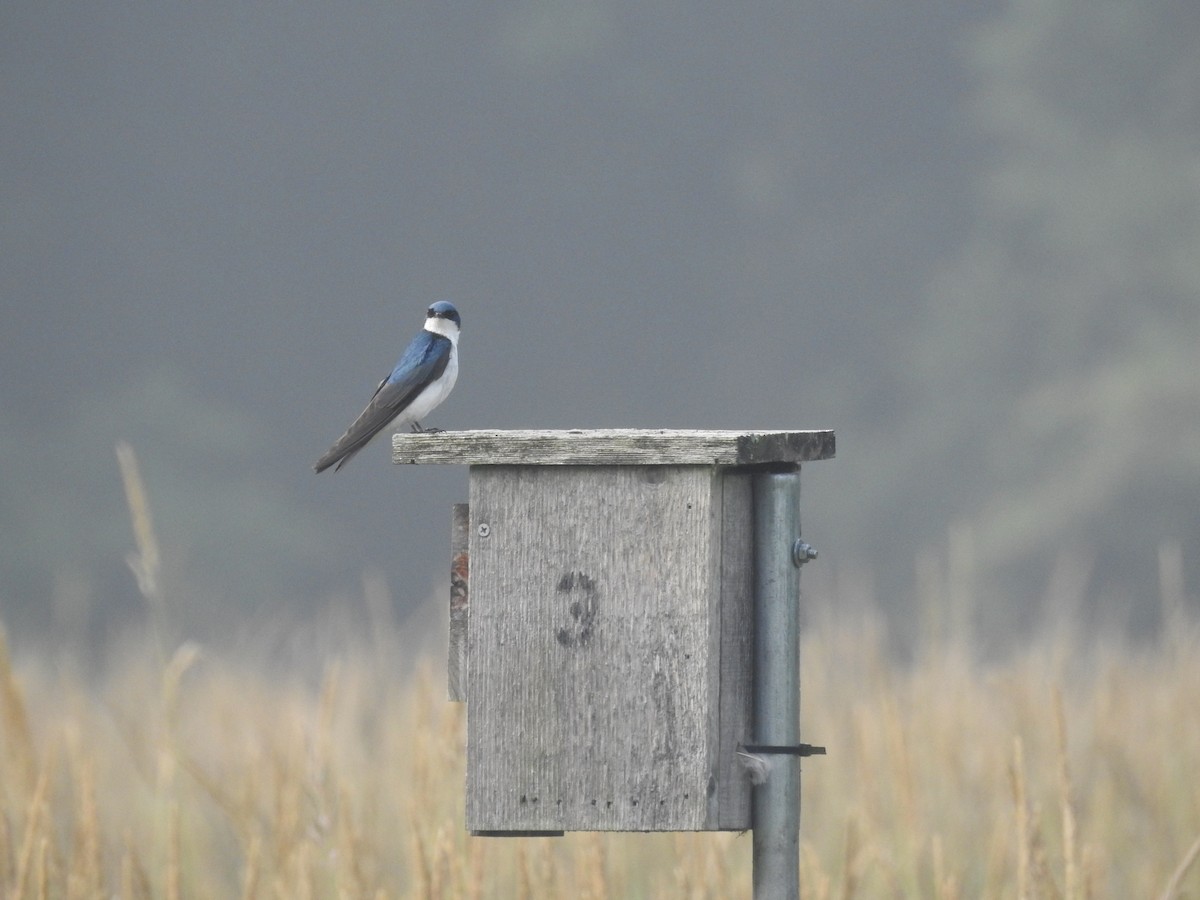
716,472 -> 754,829
465,465 -> 741,832
448,503 -> 469,703
394,429 -> 834,466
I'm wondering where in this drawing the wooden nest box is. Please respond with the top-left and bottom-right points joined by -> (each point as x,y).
393,428 -> 834,835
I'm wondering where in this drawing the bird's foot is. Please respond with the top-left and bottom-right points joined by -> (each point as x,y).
411,422 -> 445,434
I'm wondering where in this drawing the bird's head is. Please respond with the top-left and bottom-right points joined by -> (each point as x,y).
424,301 -> 461,340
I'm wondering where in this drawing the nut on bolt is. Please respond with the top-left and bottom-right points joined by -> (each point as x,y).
792,539 -> 817,566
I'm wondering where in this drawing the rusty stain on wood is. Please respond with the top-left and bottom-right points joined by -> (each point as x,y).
448,503 -> 470,702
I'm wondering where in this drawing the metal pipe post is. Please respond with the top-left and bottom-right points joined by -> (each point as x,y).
752,467 -> 802,900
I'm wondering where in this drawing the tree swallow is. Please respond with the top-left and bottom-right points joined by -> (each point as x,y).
314,301 -> 460,473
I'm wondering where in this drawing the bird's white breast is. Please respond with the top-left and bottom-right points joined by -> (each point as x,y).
396,342 -> 458,426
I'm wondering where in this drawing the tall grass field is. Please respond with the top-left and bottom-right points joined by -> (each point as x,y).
0,580 -> 1197,899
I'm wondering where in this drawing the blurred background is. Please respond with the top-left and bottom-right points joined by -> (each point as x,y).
3,0 -> 1197,659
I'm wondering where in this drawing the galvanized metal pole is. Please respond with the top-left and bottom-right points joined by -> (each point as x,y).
752,467 -> 802,900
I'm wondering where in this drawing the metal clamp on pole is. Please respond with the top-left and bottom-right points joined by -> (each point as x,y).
741,743 -> 827,757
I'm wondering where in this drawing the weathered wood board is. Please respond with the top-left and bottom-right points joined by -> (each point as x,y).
448,503 -> 469,702
715,471 -> 754,829
395,428 -> 834,467
464,464 -> 755,832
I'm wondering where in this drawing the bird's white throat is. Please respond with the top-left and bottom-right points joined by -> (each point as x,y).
424,316 -> 460,343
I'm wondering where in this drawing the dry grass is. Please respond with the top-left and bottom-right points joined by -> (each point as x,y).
2,450 -> 1195,896
0,595 -> 1196,899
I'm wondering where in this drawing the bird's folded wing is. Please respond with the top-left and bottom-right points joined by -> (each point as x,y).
314,336 -> 450,471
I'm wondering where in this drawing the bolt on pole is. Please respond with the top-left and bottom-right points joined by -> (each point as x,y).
752,467 -> 803,900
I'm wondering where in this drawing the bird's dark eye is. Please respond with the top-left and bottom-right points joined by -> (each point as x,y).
427,306 -> 436,317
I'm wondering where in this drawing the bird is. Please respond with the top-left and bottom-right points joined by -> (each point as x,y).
314,301 -> 460,473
